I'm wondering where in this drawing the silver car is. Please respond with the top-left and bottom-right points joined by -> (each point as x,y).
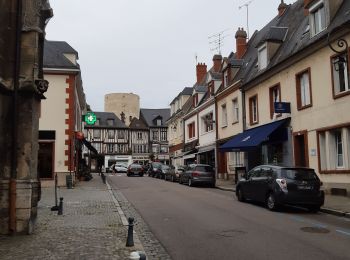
179,164 -> 215,187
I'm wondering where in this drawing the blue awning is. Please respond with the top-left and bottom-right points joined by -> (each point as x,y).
220,119 -> 288,151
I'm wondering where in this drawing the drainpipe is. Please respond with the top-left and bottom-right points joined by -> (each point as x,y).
10,0 -> 23,235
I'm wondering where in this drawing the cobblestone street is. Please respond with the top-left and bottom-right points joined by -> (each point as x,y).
0,174 -> 145,260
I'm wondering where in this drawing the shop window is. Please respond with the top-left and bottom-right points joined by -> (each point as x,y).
296,68 -> 312,109
318,126 -> 350,172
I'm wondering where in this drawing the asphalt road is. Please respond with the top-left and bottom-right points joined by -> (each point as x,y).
109,174 -> 350,260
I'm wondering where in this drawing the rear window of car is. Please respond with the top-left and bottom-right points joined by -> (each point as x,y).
130,164 -> 142,169
195,166 -> 213,172
161,165 -> 170,170
281,169 -> 318,181
152,162 -> 162,168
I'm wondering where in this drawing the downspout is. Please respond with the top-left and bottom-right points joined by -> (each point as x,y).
214,95 -> 219,178
10,0 -> 23,235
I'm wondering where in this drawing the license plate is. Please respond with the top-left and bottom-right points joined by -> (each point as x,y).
297,186 -> 313,190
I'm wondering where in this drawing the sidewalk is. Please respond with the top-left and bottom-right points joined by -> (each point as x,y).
0,173 -> 145,260
216,178 -> 350,218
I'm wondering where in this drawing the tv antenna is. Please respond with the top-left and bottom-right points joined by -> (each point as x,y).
208,28 -> 231,54
239,0 -> 254,39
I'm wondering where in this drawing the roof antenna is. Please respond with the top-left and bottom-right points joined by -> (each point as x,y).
195,53 -> 198,64
239,0 -> 254,39
208,28 -> 231,54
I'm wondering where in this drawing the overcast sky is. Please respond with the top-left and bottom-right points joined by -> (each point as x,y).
46,0 -> 294,111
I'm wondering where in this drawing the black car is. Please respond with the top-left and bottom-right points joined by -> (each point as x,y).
148,162 -> 163,178
179,164 -> 215,187
236,165 -> 324,212
127,163 -> 144,177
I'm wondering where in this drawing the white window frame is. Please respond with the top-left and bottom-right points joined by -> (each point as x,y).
300,72 -> 311,107
309,0 -> 326,36
335,130 -> 344,168
232,98 -> 239,123
332,53 -> 350,96
221,104 -> 227,127
258,43 -> 268,70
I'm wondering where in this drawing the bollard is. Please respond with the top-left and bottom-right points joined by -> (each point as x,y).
51,173 -> 59,211
126,217 -> 135,247
58,197 -> 63,215
101,173 -> 106,184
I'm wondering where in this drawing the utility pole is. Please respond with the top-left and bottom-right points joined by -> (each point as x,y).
239,0 -> 254,39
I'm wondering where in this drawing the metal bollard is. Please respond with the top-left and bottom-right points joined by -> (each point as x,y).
126,217 -> 135,247
101,173 -> 106,184
58,197 -> 63,215
51,174 -> 59,211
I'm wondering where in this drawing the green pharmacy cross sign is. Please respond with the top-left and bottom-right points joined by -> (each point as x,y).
84,112 -> 97,125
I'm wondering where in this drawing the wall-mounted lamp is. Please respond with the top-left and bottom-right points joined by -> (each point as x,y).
327,29 -> 349,72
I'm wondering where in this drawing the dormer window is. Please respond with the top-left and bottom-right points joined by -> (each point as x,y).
223,70 -> 228,87
156,119 -> 162,126
107,119 -> 114,126
258,43 -> 268,70
309,0 -> 326,36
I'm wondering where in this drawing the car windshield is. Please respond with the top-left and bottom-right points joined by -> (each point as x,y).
281,168 -> 318,181
152,162 -> 162,168
161,165 -> 170,170
130,164 -> 142,169
196,166 -> 213,172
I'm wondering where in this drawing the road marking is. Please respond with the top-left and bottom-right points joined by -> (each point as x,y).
289,216 -> 328,228
336,229 -> 350,237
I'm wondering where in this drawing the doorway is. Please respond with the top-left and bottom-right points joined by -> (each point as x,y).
293,131 -> 309,167
38,142 -> 54,179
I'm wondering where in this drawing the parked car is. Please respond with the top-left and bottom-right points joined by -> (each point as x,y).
179,164 -> 215,187
111,164 -> 128,173
235,165 -> 324,212
127,163 -> 144,177
148,162 -> 163,178
164,166 -> 185,182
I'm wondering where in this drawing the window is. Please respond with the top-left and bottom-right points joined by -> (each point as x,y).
221,104 -> 227,127
107,144 -> 114,153
156,119 -> 162,126
223,70 -> 228,87
160,128 -> 167,141
249,95 -> 258,125
318,127 -> 350,172
137,132 -> 143,140
258,44 -> 268,70
229,152 -> 243,166
232,99 -> 239,123
95,119 -> 100,126
269,84 -> 281,118
203,113 -> 213,133
335,130 -> 344,168
296,69 -> 312,109
93,129 -> 100,139
331,52 -> 350,98
152,144 -> 159,153
309,0 -> 326,36
188,122 -> 195,139
93,143 -> 101,152
152,130 -> 159,140
118,130 -> 125,139
160,146 -> 168,153
108,130 -> 114,139
107,119 -> 114,126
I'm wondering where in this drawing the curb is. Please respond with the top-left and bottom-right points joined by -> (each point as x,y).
216,185 -> 235,192
106,180 -> 147,257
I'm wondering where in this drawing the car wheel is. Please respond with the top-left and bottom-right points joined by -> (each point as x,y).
188,178 -> 193,187
178,177 -> 182,184
127,174 -> 131,177
140,174 -> 144,177
236,188 -> 245,202
266,193 -> 278,211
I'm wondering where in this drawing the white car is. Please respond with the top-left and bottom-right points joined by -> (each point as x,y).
112,164 -> 128,173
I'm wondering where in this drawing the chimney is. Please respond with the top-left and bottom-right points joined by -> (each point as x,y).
120,112 -> 125,123
278,0 -> 288,17
303,0 -> 313,16
235,27 -> 247,59
196,63 -> 207,84
212,54 -> 222,73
